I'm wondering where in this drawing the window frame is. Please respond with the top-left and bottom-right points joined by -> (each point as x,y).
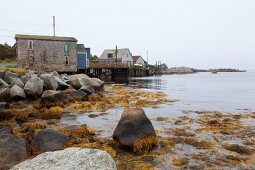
28,40 -> 33,50
64,43 -> 70,52
65,56 -> 70,65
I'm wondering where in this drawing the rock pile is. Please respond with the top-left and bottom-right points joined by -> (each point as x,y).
0,71 -> 104,102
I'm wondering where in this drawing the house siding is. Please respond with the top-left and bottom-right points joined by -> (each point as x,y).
16,39 -> 77,72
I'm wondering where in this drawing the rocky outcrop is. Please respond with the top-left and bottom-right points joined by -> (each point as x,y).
54,76 -> 70,90
113,107 -> 157,154
41,90 -> 67,107
10,84 -> 26,100
24,77 -> 44,98
70,75 -> 84,89
164,67 -> 196,75
0,134 -> 27,170
40,74 -> 58,90
20,76 -> 29,84
0,87 -> 10,102
32,128 -> 69,152
11,147 -> 116,170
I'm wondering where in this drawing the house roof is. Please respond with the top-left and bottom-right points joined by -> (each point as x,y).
100,48 -> 131,59
15,34 -> 77,42
132,56 -> 141,62
77,44 -> 86,53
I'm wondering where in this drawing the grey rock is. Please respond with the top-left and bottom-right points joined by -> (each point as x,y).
0,134 -> 27,170
0,78 -> 9,88
80,85 -> 95,94
70,90 -> 88,99
40,74 -> 58,90
0,87 -> 10,102
10,77 -> 24,88
32,128 -> 69,152
25,71 -> 36,79
0,127 -> 13,134
4,71 -> 19,84
20,76 -> 29,84
54,76 -> 70,90
52,71 -> 59,77
41,90 -> 67,105
10,84 -> 26,100
24,77 -> 44,98
70,75 -> 84,89
11,147 -> 116,170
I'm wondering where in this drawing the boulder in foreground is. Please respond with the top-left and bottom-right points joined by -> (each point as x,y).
41,90 -> 67,107
11,147 -> 116,170
113,107 -> 157,154
32,128 -> 69,152
24,77 -> 44,98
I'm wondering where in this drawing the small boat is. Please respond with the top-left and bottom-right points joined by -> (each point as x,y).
211,70 -> 218,74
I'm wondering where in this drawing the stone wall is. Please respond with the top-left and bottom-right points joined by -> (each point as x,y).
16,39 -> 77,72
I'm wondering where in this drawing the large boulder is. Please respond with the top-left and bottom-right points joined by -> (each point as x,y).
84,78 -> 104,90
0,134 -> 27,170
41,90 -> 67,107
10,84 -> 26,100
80,85 -> 95,94
54,76 -> 70,90
10,77 -> 24,88
24,77 -> 44,98
0,71 -> 5,80
0,78 -> 9,88
69,75 -> 84,89
0,87 -> 10,102
113,107 -> 157,154
40,74 -> 58,90
0,127 -> 13,135
25,71 -> 37,79
11,147 -> 116,170
4,71 -> 19,84
32,128 -> 69,152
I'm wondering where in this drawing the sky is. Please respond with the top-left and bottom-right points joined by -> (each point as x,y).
0,0 -> 255,70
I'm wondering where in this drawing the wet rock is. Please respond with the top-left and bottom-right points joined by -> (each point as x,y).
0,134 -> 27,169
70,90 -> 88,100
0,78 -> 9,88
10,85 -> 26,100
113,107 -> 157,154
4,71 -> 19,84
24,77 -> 44,98
40,73 -> 58,90
70,75 -> 84,89
20,75 -> 29,84
10,77 -> 24,88
0,102 -> 9,110
0,127 -> 13,134
11,147 -> 116,170
32,128 -> 69,152
0,87 -> 10,102
41,90 -> 67,106
54,76 -> 70,90
83,77 -> 104,90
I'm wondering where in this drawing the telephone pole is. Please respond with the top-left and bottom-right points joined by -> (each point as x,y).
53,16 -> 56,36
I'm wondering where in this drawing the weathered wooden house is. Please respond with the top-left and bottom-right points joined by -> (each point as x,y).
77,44 -> 91,72
15,34 -> 77,72
99,48 -> 133,66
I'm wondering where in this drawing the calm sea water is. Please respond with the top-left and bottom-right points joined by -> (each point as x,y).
62,72 -> 255,137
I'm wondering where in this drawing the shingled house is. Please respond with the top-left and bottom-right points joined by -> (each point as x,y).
15,34 -> 78,72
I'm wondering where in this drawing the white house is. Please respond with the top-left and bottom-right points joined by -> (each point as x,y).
132,56 -> 146,66
99,48 -> 133,66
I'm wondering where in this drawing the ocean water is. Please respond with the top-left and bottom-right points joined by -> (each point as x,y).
62,72 -> 255,137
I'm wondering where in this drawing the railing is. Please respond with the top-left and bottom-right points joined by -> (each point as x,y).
89,61 -> 129,69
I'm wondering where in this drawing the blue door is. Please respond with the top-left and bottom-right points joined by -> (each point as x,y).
77,53 -> 86,69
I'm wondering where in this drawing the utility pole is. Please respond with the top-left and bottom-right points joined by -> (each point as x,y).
115,45 -> 118,63
146,51 -> 148,65
53,16 -> 56,36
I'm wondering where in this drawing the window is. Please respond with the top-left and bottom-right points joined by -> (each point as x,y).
28,40 -> 33,50
64,43 -> 70,52
108,53 -> 113,58
65,56 -> 69,65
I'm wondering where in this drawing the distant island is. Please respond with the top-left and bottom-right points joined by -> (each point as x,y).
163,67 -> 246,75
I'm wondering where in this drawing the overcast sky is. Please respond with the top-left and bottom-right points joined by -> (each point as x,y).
0,0 -> 255,70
